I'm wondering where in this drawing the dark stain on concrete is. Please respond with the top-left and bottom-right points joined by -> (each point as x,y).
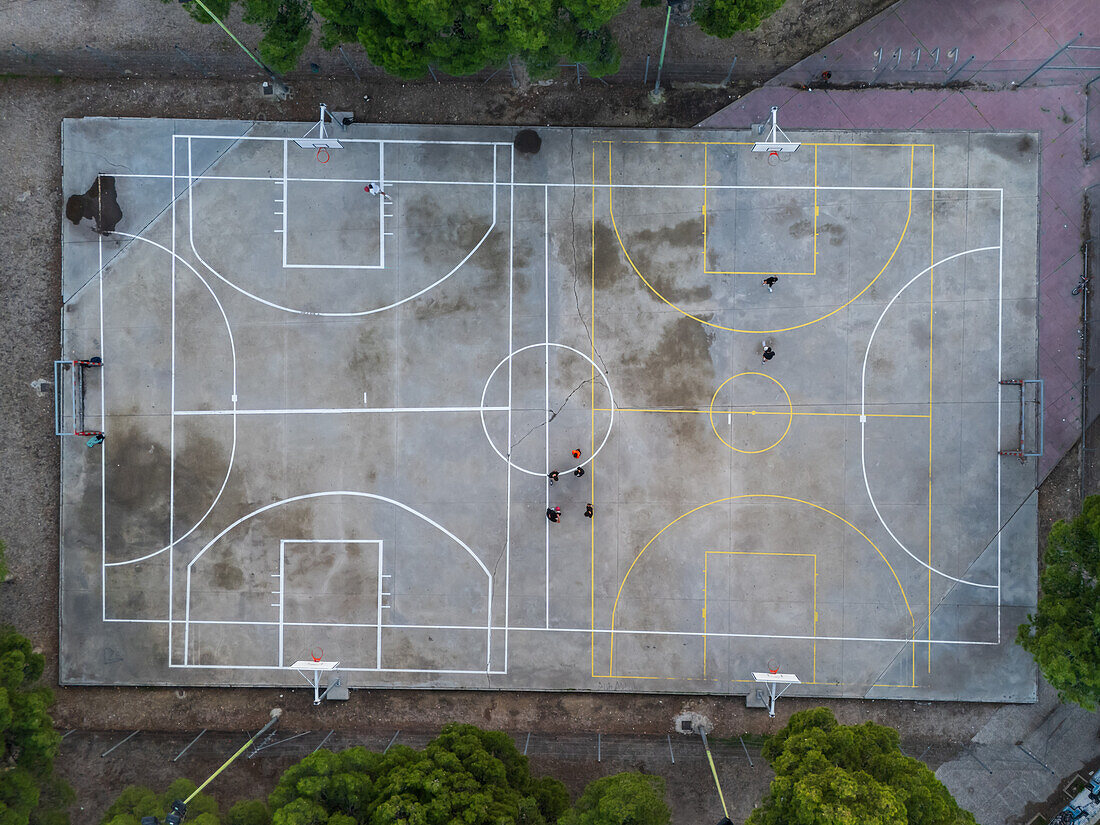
1017,135 -> 1035,154
980,133 -> 1037,162
212,561 -> 244,590
172,430 -> 230,527
632,218 -> 700,251
647,270 -> 713,304
593,222 -> 626,291
100,421 -> 170,552
625,314 -> 717,406
818,222 -> 846,246
348,324 -> 388,382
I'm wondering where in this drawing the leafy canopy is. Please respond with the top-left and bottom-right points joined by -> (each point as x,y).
1017,495 -> 1100,710
559,773 -> 669,825
691,0 -> 785,38
312,0 -> 624,79
101,779 -> 219,825
268,723 -> 568,825
749,707 -> 976,825
0,626 -> 72,825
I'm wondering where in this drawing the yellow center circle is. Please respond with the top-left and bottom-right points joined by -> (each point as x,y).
708,372 -> 793,454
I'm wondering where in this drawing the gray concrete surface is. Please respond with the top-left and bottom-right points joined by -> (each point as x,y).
59,119 -> 1039,701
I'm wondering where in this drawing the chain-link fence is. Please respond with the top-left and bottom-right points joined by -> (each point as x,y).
0,44 -> 778,88
7,41 -> 1097,90
1082,186 -> 1100,497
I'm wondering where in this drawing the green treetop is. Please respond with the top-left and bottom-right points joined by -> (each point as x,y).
559,773 -> 669,825
268,723 -> 568,825
0,625 -> 71,825
691,0 -> 785,38
749,707 -> 976,825
1017,494 -> 1100,710
101,779 -> 219,825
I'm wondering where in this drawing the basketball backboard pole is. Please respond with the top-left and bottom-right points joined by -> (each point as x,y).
752,670 -> 801,717
291,659 -> 340,705
752,106 -> 801,154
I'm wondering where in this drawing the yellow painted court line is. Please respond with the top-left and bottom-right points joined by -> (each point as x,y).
701,144 -> 820,276
597,407 -> 929,419
619,140 -> 934,148
928,144 -> 935,676
606,494 -> 915,677
590,145 -> 597,679
607,143 -> 917,334
703,550 -> 818,683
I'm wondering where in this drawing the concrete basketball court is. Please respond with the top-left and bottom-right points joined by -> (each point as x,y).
58,118 -> 1039,702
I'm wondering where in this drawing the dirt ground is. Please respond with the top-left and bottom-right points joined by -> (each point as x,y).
0,0 -> 1089,816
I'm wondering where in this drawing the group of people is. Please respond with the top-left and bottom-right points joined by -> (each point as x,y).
546,449 -> 593,522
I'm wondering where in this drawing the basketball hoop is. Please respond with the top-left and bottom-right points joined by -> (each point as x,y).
767,658 -> 779,675
316,146 -> 330,164
767,150 -> 779,167
311,647 -> 324,663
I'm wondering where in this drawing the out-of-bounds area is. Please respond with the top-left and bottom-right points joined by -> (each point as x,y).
58,119 -> 1040,702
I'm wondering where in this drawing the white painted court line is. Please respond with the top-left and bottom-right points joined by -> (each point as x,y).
169,140 -> 177,663
107,172 -> 1001,194
504,144 -> 515,672
117,616 -> 998,647
101,232 -> 239,570
98,231 -> 106,623
544,184 -> 551,630
175,406 -> 508,416
183,491 -> 493,670
997,188 -> 1004,642
859,243 -> 1001,589
185,144 -> 499,316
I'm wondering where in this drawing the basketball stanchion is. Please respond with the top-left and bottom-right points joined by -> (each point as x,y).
54,356 -> 104,442
292,648 -> 347,705
751,658 -> 801,718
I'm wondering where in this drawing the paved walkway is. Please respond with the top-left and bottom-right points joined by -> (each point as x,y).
700,0 -> 1100,480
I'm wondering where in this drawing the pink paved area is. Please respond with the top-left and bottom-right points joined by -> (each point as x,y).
700,0 -> 1100,479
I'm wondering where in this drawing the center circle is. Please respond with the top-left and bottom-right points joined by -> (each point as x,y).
480,343 -> 615,476
708,372 -> 793,454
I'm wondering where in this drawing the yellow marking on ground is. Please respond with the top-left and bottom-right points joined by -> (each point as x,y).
928,144 -> 935,675
607,143 -> 917,334
701,141 -> 817,275
590,144 -> 597,679
606,495 -> 915,677
703,550 -> 818,682
619,140 -> 934,148
709,372 -> 793,454
702,145 -> 708,272
597,407 -> 929,419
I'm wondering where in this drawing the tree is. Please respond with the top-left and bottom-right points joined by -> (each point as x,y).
101,779 -> 219,825
0,626 -> 72,825
749,707 -> 976,825
226,801 -> 270,825
314,0 -> 627,79
691,0 -> 785,38
1017,495 -> 1100,710
560,773 -> 669,825
268,723 -> 568,825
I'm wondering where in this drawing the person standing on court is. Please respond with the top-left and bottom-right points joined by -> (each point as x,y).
762,276 -> 779,292
548,470 -> 560,486
364,183 -> 385,197
584,503 -> 593,519
546,507 -> 561,523
762,344 -> 776,364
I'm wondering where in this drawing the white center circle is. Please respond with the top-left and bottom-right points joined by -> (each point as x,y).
479,342 -> 615,477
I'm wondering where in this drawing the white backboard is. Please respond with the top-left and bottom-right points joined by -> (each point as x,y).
752,671 -> 800,684
291,660 -> 339,670
752,142 -> 801,153
294,138 -> 343,149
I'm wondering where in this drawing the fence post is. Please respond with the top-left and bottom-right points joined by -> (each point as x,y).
427,65 -> 438,82
722,57 -> 737,85
338,46 -> 361,81
643,54 -> 650,85
944,54 -> 974,85
85,45 -> 123,73
1016,31 -> 1083,87
507,57 -> 517,87
174,45 -> 209,77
